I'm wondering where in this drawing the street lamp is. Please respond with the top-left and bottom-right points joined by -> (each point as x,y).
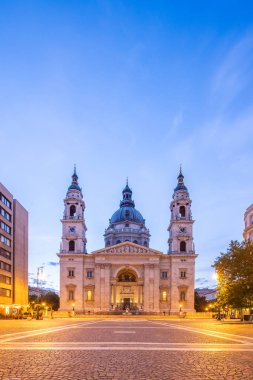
72,303 -> 75,316
36,266 -> 44,302
179,304 -> 182,312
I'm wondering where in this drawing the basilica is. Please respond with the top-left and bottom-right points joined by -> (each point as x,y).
58,168 -> 197,314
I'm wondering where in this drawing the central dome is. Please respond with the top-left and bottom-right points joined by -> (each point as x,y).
104,181 -> 150,247
110,206 -> 145,224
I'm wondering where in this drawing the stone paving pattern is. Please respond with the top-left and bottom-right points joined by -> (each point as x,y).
0,318 -> 253,380
0,350 -> 252,380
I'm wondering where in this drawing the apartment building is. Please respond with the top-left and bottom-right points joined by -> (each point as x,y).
0,183 -> 28,314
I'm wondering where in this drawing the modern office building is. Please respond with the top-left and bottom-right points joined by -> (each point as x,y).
0,183 -> 28,314
58,168 -> 197,314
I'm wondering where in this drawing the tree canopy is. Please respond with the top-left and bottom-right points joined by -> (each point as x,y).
213,240 -> 253,309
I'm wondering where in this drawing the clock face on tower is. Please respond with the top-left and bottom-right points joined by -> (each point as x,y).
179,226 -> 186,233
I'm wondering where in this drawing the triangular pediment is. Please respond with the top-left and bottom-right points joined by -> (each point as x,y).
90,241 -> 163,256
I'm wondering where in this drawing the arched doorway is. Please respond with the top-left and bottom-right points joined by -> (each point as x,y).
114,268 -> 140,311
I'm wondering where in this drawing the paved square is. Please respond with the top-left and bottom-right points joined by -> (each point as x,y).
0,318 -> 253,379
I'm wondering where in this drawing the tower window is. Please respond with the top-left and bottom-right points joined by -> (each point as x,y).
87,271 -> 93,278
179,206 -> 186,217
70,205 -> 76,217
69,240 -> 75,251
125,210 -> 130,218
106,240 -> 110,247
68,290 -> 74,301
143,241 -> 148,247
180,291 -> 186,301
68,270 -> 75,277
180,271 -> 186,278
180,241 -> 186,252
161,271 -> 168,279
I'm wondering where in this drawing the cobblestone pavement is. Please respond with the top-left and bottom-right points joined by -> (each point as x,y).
0,318 -> 253,380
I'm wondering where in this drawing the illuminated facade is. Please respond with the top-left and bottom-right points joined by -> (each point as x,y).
243,204 -> 253,241
58,168 -> 196,314
0,183 -> 28,314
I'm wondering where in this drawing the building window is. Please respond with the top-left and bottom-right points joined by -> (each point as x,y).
133,240 -> 138,244
70,205 -> 76,217
125,223 -> 129,227
68,270 -> 75,277
0,207 -> 11,222
106,240 -> 110,246
125,210 -> 130,218
0,261 -> 11,272
180,271 -> 186,278
87,290 -> 92,301
179,206 -> 185,217
143,241 -> 148,247
0,194 -> 11,209
87,271 -> 93,278
180,241 -> 186,252
0,287 -> 11,297
0,248 -> 11,260
1,221 -> 11,234
180,291 -> 186,301
162,291 -> 167,301
69,240 -> 75,251
0,274 -> 11,284
69,290 -> 74,300
161,271 -> 168,279
0,234 -> 11,247
116,240 -> 121,244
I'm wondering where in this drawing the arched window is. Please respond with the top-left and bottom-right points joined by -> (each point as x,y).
133,240 -> 138,244
180,241 -> 186,252
179,206 -> 185,217
106,240 -> 111,247
118,271 -> 136,282
143,241 -> 148,247
69,240 -> 75,251
70,205 -> 76,217
116,240 -> 121,244
180,291 -> 186,301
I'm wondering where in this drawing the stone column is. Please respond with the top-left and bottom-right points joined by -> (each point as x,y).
144,264 -> 150,312
94,264 -> 101,312
113,284 -> 117,307
153,264 -> 160,312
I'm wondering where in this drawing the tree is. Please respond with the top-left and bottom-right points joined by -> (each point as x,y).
41,292 -> 60,311
213,240 -> 253,310
194,291 -> 208,311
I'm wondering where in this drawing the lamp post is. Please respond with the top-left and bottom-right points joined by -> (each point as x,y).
179,304 -> 182,312
72,303 -> 75,316
36,266 -> 44,302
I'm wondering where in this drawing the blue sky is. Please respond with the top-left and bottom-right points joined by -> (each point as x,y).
1,1 -> 253,290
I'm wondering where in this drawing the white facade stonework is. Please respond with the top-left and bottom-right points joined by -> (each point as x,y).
58,169 -> 197,314
243,204 -> 253,242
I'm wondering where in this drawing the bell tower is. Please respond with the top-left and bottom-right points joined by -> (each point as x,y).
168,167 -> 194,254
60,166 -> 87,254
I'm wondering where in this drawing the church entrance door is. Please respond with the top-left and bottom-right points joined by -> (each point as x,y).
123,298 -> 130,310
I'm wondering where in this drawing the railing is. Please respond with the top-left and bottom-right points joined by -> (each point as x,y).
62,215 -> 83,220
60,249 -> 84,254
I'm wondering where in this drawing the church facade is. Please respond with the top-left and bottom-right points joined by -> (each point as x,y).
58,168 -> 197,314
